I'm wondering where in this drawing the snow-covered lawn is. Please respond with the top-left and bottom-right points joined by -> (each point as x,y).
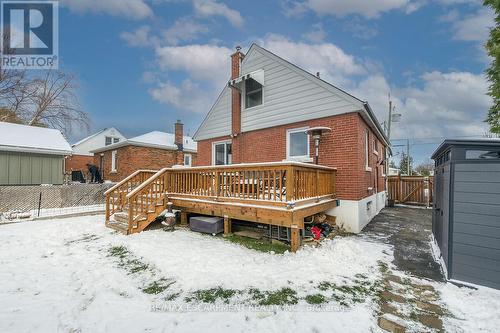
0,215 -> 499,332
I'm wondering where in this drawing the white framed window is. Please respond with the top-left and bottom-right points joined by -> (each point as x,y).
373,139 -> 379,155
105,136 -> 112,146
245,78 -> 263,108
184,154 -> 192,166
286,127 -> 311,162
111,150 -> 117,172
113,137 -> 120,144
365,130 -> 372,171
212,141 -> 232,165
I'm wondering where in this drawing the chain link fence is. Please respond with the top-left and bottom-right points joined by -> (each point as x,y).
0,183 -> 113,223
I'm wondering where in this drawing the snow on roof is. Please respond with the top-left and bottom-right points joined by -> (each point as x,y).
91,131 -> 197,153
0,121 -> 72,155
71,128 -> 107,147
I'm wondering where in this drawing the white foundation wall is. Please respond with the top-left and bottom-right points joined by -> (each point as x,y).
327,191 -> 386,233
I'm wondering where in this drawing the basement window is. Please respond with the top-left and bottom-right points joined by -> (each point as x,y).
245,78 -> 263,108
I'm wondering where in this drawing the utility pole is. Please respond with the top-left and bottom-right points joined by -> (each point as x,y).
406,139 -> 410,176
387,94 -> 393,141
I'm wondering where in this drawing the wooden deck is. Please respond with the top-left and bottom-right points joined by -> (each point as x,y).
105,162 -> 337,251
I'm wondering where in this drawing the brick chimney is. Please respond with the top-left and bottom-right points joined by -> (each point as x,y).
174,119 -> 183,150
231,46 -> 244,136
230,46 -> 244,163
174,120 -> 184,165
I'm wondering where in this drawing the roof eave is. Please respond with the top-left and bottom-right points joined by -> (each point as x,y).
0,145 -> 72,156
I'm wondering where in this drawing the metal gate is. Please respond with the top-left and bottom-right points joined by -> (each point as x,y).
388,175 -> 433,206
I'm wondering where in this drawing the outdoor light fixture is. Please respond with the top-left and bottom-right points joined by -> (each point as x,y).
305,126 -> 332,164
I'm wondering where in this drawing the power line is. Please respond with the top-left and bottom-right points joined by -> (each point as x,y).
391,134 -> 486,141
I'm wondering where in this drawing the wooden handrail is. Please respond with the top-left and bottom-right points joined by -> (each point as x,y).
166,161 -> 337,172
126,168 -> 169,199
105,169 -> 158,222
104,169 -> 158,195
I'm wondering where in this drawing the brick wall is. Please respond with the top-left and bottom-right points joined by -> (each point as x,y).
194,112 -> 387,201
95,146 -> 197,182
65,154 -> 94,173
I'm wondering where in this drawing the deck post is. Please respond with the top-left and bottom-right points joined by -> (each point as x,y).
180,211 -> 188,226
290,224 -> 300,252
287,166 -> 295,202
105,194 -> 110,223
223,215 -> 231,236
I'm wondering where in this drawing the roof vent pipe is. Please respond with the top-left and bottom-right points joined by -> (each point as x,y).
316,72 -> 320,78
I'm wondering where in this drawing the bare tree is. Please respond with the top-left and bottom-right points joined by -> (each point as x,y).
26,70 -> 89,133
0,33 -> 89,134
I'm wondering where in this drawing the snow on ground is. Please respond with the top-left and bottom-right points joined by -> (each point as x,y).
0,215 -> 499,332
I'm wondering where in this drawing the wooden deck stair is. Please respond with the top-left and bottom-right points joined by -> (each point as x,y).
105,162 -> 338,249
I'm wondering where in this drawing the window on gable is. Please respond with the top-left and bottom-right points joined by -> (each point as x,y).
105,136 -> 112,146
286,128 -> 310,161
245,78 -> 262,108
113,137 -> 119,144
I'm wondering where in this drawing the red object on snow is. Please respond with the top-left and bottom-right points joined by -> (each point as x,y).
311,226 -> 322,240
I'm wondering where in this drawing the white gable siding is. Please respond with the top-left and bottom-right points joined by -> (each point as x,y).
194,86 -> 232,141
240,47 -> 362,133
73,128 -> 126,156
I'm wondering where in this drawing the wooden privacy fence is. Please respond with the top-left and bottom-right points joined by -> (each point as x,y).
387,175 -> 433,207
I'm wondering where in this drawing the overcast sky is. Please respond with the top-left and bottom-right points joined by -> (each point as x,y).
59,0 -> 494,165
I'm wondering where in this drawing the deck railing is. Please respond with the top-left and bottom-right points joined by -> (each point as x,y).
104,169 -> 158,221
106,162 -> 336,229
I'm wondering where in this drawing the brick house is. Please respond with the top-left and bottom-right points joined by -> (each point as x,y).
65,127 -> 126,180
193,44 -> 389,233
92,121 -> 196,182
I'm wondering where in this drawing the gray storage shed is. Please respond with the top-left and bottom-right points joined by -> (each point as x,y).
431,139 -> 500,289
0,122 -> 72,185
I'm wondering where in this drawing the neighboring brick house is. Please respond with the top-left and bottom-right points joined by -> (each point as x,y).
193,44 -> 389,233
91,121 -> 197,182
65,127 -> 126,179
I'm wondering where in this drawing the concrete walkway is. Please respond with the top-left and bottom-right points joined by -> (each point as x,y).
362,206 -> 444,282
360,207 -> 448,332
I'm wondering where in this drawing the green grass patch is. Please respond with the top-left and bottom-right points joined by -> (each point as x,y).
305,294 -> 327,304
127,258 -> 150,273
186,287 -> 238,304
250,287 -> 298,306
143,279 -> 175,295
377,260 -> 389,274
224,234 -> 289,254
108,245 -> 129,259
66,234 -> 100,245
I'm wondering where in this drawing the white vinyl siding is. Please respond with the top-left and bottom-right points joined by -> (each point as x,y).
240,48 -> 362,133
194,87 -> 232,141
193,44 -> 370,141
